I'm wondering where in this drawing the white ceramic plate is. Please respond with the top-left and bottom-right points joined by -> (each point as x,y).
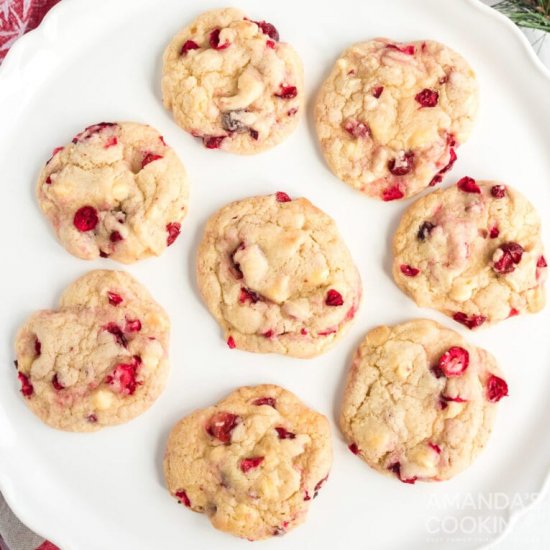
1,0 -> 549,548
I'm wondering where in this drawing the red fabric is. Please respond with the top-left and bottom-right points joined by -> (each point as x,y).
0,0 -> 61,63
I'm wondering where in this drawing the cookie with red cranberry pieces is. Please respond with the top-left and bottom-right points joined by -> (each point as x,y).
196,193 -> 362,357
37,122 -> 189,263
163,384 -> 332,540
340,320 -> 507,483
393,178 -> 546,328
14,270 -> 170,431
314,38 -> 478,200
162,8 -> 304,154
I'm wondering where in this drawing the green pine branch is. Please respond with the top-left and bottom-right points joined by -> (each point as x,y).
493,0 -> 550,32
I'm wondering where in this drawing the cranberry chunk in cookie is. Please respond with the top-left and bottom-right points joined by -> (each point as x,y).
315,38 -> 478,200
196,193 -> 362,358
392,178 -> 546,327
162,8 -> 304,154
14,270 -> 170,431
37,122 -> 189,263
340,320 -> 507,482
163,385 -> 332,540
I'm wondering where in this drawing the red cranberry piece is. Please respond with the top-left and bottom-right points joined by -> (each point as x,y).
180,40 -> 199,56
300,328 -> 308,335
104,136 -> 118,148
99,250 -> 109,258
51,146 -> 64,157
314,475 -> 329,494
276,191 -> 291,202
275,85 -> 298,99
343,119 -> 370,139
388,151 -> 415,176
166,222 -> 181,246
382,185 -> 404,201
105,360 -> 140,395
429,148 -> 457,187
537,256 -> 547,268
400,264 -> 420,277
107,291 -> 123,306
457,176 -> 481,194
34,338 -> 42,356
229,243 -> 245,279
18,372 -> 33,397
388,462 -> 417,484
266,40 -> 276,49
227,336 -> 236,349
142,152 -> 163,168
252,397 -> 276,408
431,365 -> 445,379
509,308 -> 519,317
206,412 -> 240,443
386,43 -> 415,55
438,346 -> 469,377
125,319 -> 142,332
87,414 -> 98,423
239,287 -> 260,304
52,374 -> 64,390
203,135 -> 226,149
415,89 -> 439,108
254,20 -> 279,41
493,242 -> 524,275
318,328 -> 337,336
486,375 -> 508,402
287,107 -> 298,117
263,329 -> 274,339
417,221 -> 435,241
304,491 -> 311,501
72,122 -> 116,143
491,185 -> 506,198
240,456 -> 264,473
275,427 -> 296,440
209,28 -> 230,50
45,176 -> 52,185
452,312 -> 487,329
109,231 -> 123,243
249,128 -> 259,140
73,206 -> 98,232
372,86 -> 384,98
429,442 -> 441,454
441,394 -> 468,403
489,226 -> 499,239
348,443 -> 360,455
325,289 -> 344,306
103,323 -> 128,347
175,490 -> 191,507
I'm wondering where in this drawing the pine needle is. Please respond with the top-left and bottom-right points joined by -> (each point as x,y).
493,0 -> 550,32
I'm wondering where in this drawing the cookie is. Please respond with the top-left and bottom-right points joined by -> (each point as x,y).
340,320 -> 508,483
164,384 -> 332,540
162,8 -> 304,154
196,192 -> 362,358
37,122 -> 189,263
393,178 -> 547,328
14,270 -> 170,431
314,38 -> 478,200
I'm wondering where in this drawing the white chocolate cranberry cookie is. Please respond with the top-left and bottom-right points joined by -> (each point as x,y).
14,270 -> 170,431
37,122 -> 189,263
315,38 -> 478,200
162,8 -> 304,154
340,320 -> 508,483
164,384 -> 332,540
196,192 -> 362,358
393,178 -> 547,329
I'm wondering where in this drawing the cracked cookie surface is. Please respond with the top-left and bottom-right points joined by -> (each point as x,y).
37,121 -> 189,263
14,270 -> 170,431
163,384 -> 332,540
393,178 -> 547,329
196,193 -> 362,358
314,38 -> 478,200
340,320 -> 507,483
162,7 -> 304,154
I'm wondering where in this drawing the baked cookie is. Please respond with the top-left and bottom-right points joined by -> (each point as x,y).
162,8 -> 304,154
164,384 -> 332,540
37,122 -> 189,263
393,178 -> 547,329
196,192 -> 362,357
314,38 -> 478,200
340,320 -> 508,483
14,270 -> 170,431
